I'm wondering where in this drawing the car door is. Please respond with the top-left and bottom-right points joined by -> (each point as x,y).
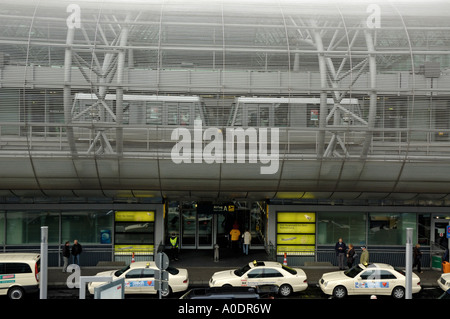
354,269 -> 377,294
244,268 -> 264,287
140,268 -> 157,294
262,268 -> 284,286
124,268 -> 144,293
372,270 -> 397,295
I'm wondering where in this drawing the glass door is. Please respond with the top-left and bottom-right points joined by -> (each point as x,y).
180,206 -> 214,249
198,212 -> 213,248
431,218 -> 450,249
181,207 -> 196,248
430,217 -> 450,270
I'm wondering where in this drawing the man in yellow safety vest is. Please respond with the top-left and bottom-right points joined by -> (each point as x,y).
170,233 -> 179,261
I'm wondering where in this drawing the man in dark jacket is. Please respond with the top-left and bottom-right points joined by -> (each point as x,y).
71,239 -> 82,266
62,241 -> 70,272
413,243 -> 423,273
335,238 -> 347,270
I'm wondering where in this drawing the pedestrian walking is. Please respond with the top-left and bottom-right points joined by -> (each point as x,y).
170,232 -> 179,261
335,238 -> 347,270
62,241 -> 70,272
360,246 -> 369,266
229,226 -> 241,253
346,244 -> 356,269
71,239 -> 82,266
413,243 -> 423,273
242,229 -> 251,255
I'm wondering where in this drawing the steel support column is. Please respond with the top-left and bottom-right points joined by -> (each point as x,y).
312,24 -> 328,159
115,14 -> 131,156
361,28 -> 377,159
64,26 -> 77,155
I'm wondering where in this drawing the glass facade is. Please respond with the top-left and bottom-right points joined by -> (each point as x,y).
317,212 -> 366,246
0,1 -> 449,200
368,212 -> 416,246
165,201 -> 267,249
1,210 -> 113,245
0,0 -> 449,268
313,211 -> 418,246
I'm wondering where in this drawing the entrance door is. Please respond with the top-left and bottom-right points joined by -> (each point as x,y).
180,207 -> 213,249
431,218 -> 450,249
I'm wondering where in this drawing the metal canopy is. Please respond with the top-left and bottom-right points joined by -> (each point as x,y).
0,0 -> 450,201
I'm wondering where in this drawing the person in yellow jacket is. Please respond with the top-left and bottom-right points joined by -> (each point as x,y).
360,246 -> 369,266
170,233 -> 179,261
229,226 -> 241,252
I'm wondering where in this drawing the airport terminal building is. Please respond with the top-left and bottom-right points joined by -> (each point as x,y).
0,0 -> 449,267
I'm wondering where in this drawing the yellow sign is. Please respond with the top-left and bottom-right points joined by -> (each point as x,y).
115,211 -> 155,222
277,245 -> 315,255
114,244 -> 154,253
277,223 -> 315,234
277,212 -> 315,223
277,234 -> 315,245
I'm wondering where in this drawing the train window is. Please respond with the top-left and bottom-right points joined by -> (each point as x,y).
194,105 -> 204,122
274,104 -> 288,127
146,102 -> 162,125
179,104 -> 191,125
307,104 -> 320,127
248,106 -> 258,127
260,106 -> 270,127
168,104 -> 179,125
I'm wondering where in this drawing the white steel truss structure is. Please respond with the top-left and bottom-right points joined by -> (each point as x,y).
1,0 -> 450,200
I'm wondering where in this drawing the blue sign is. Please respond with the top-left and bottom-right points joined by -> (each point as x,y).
100,230 -> 111,244
447,225 -> 450,239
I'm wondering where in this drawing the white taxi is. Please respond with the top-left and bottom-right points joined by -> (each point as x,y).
437,273 -> 450,292
209,260 -> 307,297
87,261 -> 189,297
319,263 -> 421,299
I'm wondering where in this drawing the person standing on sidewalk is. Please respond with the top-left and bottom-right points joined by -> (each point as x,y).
413,243 -> 423,273
335,238 -> 347,270
62,241 -> 70,272
229,226 -> 241,253
346,244 -> 356,269
170,232 -> 179,261
242,230 -> 252,255
71,239 -> 82,266
360,246 -> 369,266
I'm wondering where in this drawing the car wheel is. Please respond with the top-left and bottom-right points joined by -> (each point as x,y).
160,286 -> 172,298
332,285 -> 347,299
222,284 -> 233,288
279,284 -> 293,297
392,286 -> 405,299
8,287 -> 25,300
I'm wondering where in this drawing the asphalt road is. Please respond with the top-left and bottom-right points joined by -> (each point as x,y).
41,284 -> 445,300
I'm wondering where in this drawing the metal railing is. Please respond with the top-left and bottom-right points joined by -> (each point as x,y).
277,247 -> 435,268
3,246 -> 155,267
2,122 -> 450,160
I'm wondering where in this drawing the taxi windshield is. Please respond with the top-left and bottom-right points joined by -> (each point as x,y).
234,264 -> 251,276
114,265 -> 131,277
344,265 -> 364,278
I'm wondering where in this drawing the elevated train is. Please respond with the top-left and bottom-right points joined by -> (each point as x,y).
72,93 -> 363,151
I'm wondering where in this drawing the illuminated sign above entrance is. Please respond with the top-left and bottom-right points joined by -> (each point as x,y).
213,204 -> 235,212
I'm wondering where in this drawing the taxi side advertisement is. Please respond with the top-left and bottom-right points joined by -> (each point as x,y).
0,274 -> 15,284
